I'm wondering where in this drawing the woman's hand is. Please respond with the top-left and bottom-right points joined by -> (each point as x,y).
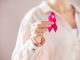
31,21 -> 52,47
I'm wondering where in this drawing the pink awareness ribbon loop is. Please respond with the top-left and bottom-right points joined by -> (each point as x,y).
48,12 -> 58,32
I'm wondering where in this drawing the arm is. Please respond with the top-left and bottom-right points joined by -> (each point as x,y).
11,8 -> 39,60
12,39 -> 38,60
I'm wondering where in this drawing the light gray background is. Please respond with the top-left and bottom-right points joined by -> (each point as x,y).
0,0 -> 79,60
0,0 -> 42,60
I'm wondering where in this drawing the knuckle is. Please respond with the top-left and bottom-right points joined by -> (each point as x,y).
37,24 -> 41,28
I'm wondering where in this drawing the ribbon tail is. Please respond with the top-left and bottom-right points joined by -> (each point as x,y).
53,24 -> 58,32
48,26 -> 52,32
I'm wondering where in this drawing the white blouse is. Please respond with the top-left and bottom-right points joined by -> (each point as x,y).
72,29 -> 78,37
12,1 -> 80,60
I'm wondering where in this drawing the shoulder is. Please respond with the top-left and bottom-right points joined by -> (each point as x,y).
21,5 -> 43,25
23,5 -> 43,21
21,1 -> 48,27
19,7 -> 37,28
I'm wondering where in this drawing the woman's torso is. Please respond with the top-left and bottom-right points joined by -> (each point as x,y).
30,1 -> 80,60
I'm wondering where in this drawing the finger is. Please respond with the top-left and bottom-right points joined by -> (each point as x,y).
31,28 -> 47,36
32,35 -> 42,44
33,36 -> 45,47
40,37 -> 45,45
39,21 -> 53,24
31,31 -> 43,36
37,21 -> 53,28
35,28 -> 47,34
32,21 -> 53,28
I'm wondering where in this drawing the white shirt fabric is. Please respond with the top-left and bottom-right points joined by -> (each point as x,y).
72,29 -> 78,37
11,1 -> 80,60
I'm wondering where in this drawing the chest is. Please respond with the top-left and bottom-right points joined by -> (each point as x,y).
60,12 -> 77,28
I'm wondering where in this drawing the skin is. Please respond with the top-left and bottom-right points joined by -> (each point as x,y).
48,0 -> 77,28
31,0 -> 77,47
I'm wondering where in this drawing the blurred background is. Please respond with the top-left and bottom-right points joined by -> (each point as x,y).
0,0 -> 79,60
0,0 -> 42,60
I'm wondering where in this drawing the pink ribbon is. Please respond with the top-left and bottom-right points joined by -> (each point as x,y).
48,12 -> 58,32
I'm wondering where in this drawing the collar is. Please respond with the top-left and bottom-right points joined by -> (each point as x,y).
39,1 -> 80,14
71,3 -> 80,14
39,1 -> 53,13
